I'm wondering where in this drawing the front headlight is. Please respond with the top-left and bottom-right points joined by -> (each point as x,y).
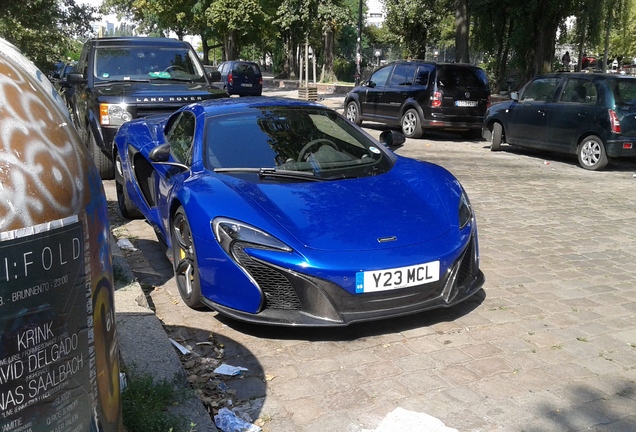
458,191 -> 473,230
100,103 -> 132,126
212,218 -> 292,254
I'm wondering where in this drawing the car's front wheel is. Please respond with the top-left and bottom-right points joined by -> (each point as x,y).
88,129 -> 115,179
401,109 -> 423,139
345,101 -> 362,125
172,207 -> 205,309
490,122 -> 503,151
578,135 -> 608,171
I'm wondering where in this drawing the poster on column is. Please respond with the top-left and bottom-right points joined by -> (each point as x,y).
0,218 -> 92,432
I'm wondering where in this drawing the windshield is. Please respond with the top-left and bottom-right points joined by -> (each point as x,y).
204,107 -> 394,179
93,46 -> 206,82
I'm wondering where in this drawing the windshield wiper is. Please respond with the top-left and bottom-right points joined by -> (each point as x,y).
214,167 -> 324,182
97,79 -> 150,84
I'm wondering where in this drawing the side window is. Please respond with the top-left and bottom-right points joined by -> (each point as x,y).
414,65 -> 433,86
389,64 -> 416,86
166,112 -> 196,165
561,78 -> 597,104
520,78 -> 560,102
368,66 -> 392,88
78,45 -> 89,77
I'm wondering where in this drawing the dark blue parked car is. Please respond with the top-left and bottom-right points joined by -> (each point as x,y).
113,97 -> 484,326
218,60 -> 263,96
483,72 -> 636,170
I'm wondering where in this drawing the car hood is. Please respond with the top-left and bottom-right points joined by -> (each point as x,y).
218,162 -> 453,252
95,81 -> 226,100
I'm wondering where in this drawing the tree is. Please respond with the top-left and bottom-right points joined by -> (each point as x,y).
0,0 -> 96,71
318,0 -> 354,81
455,0 -> 470,62
206,0 -> 267,60
383,0 -> 444,59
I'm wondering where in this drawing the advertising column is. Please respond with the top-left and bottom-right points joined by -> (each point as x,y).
0,39 -> 123,432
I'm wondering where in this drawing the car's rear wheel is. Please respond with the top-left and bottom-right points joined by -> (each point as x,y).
345,101 -> 362,125
88,129 -> 115,179
401,109 -> 423,139
490,122 -> 503,151
115,152 -> 143,219
578,135 -> 608,171
172,207 -> 205,309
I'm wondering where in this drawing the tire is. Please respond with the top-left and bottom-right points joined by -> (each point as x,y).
345,101 -> 362,125
171,207 -> 205,309
114,152 -> 143,219
88,129 -> 115,179
578,135 -> 608,171
401,109 -> 423,139
490,122 -> 503,151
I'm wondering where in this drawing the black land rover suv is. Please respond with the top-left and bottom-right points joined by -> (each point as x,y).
344,61 -> 490,139
67,37 -> 227,179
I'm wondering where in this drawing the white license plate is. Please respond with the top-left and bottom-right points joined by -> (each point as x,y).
455,100 -> 477,107
241,83 -> 253,87
355,261 -> 440,293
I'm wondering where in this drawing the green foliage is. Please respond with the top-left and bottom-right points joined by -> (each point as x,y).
122,373 -> 189,432
383,0 -> 446,59
0,0 -> 96,72
333,56 -> 356,81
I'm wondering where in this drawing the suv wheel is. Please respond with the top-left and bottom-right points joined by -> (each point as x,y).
401,109 -> 423,139
88,130 -> 115,180
578,135 -> 608,171
345,101 -> 362,125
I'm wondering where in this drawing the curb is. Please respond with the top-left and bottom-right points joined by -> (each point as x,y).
111,236 -> 218,432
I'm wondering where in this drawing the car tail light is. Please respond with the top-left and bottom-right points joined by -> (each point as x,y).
431,91 -> 442,108
487,95 -> 491,108
609,109 -> 621,134
228,72 -> 233,85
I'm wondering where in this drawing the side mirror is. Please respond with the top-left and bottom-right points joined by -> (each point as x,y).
367,81 -> 376,89
148,143 -> 171,162
510,91 -> 519,101
207,70 -> 221,82
379,130 -> 406,151
66,72 -> 87,85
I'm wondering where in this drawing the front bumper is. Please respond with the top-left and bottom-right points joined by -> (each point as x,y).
203,234 -> 484,327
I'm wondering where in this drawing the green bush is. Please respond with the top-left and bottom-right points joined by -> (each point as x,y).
334,57 -> 356,82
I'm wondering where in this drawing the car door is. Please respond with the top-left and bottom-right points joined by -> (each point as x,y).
506,77 -> 561,148
377,63 -> 418,120
359,65 -> 393,118
545,77 -> 599,153
152,110 -> 197,240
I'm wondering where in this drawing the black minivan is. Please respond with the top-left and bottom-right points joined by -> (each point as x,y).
344,61 -> 490,138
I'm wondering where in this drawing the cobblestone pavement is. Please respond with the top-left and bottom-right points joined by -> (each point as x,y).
106,92 -> 636,432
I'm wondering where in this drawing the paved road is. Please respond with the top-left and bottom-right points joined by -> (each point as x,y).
106,92 -> 636,432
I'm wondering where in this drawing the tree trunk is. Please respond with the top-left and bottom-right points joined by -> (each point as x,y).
455,0 -> 470,63
603,3 -> 613,72
224,30 -> 239,60
320,27 -> 336,82
201,37 -> 210,65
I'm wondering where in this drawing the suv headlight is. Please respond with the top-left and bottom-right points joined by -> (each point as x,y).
459,191 -> 473,230
212,218 -> 292,254
100,103 -> 132,126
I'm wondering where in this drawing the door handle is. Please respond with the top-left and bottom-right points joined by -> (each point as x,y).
577,112 -> 587,116
537,110 -> 546,115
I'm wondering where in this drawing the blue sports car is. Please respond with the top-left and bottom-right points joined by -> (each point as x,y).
113,97 -> 484,326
